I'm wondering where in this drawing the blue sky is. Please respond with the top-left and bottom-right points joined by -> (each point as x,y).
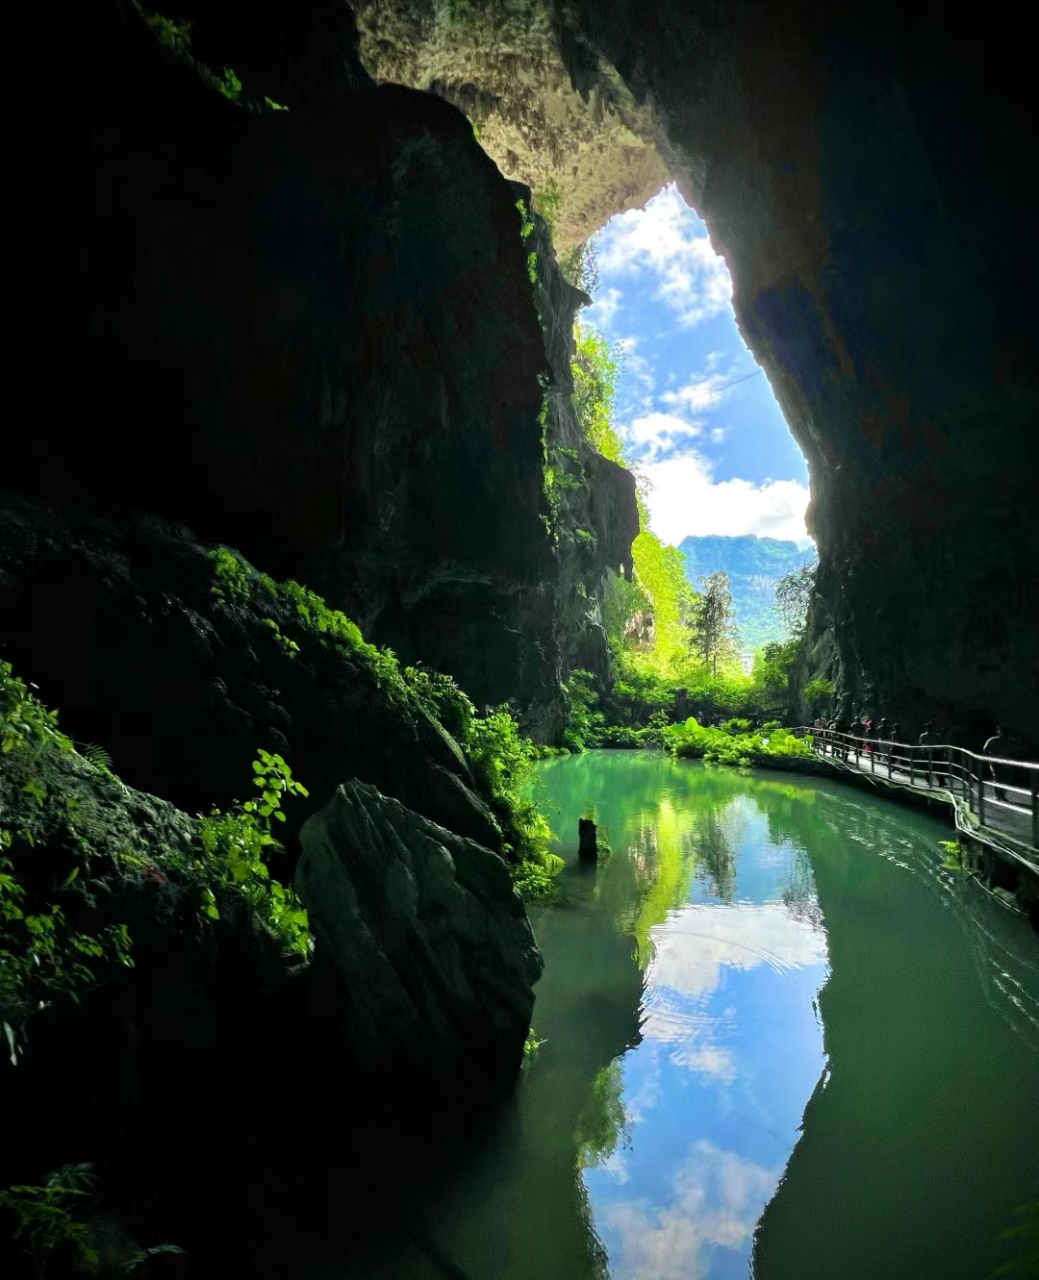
582,185 -> 813,548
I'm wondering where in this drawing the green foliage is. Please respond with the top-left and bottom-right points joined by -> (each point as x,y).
662,717 -> 814,768
194,750 -> 312,960
512,854 -> 564,902
468,708 -> 551,862
0,1164 -> 184,1278
533,178 -> 563,238
775,560 -> 817,638
135,2 -> 283,114
802,677 -> 834,717
575,1062 -> 628,1170
559,240 -> 600,297
572,323 -> 623,463
561,669 -> 605,752
0,663 -> 134,1065
214,66 -> 242,103
679,535 -> 817,650
523,1027 -> 544,1058
0,657 -> 313,1061
208,549 -> 551,865
516,198 -> 538,284
0,1172 -> 97,1277
690,571 -> 739,676
208,547 -> 400,688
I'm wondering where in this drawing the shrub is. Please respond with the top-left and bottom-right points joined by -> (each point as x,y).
662,716 -> 814,770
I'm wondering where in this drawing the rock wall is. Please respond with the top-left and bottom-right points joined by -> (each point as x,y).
353,0 -> 669,248
20,2 -> 636,725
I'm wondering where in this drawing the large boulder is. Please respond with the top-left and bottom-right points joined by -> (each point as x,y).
296,779 -> 543,1081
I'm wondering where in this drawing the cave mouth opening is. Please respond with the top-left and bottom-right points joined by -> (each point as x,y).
575,182 -> 813,558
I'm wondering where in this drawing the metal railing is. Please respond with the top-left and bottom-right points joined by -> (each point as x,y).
794,728 -> 1039,856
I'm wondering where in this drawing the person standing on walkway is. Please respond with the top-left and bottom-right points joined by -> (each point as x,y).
834,715 -> 850,761
983,725 -> 1009,802
919,722 -> 938,786
876,717 -> 890,768
888,721 -> 901,771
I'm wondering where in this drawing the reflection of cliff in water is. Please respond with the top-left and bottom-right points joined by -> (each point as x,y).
366,857 -> 645,1280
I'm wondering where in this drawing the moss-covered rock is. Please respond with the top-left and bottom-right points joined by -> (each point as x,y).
0,492 -> 503,851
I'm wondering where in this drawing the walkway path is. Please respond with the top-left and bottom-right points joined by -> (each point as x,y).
800,729 -> 1039,873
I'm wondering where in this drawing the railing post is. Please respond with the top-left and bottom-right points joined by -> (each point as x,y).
1032,769 -> 1038,848
927,747 -> 933,789
977,754 -> 986,827
909,747 -> 914,787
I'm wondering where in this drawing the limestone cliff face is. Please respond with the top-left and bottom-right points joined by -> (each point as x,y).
519,190 -> 640,736
353,0 -> 669,248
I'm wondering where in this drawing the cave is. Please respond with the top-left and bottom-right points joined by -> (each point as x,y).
5,0 -> 1039,1275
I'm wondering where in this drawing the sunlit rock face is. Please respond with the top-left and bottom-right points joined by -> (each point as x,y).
554,0 -> 1039,741
353,0 -> 669,248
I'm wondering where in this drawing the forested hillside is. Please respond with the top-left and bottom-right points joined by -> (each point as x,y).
679,535 -> 816,650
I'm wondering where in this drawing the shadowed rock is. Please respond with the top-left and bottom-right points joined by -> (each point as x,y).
296,779 -> 544,1082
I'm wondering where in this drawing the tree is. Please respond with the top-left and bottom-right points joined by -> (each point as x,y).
775,561 -> 817,638
691,571 -> 739,675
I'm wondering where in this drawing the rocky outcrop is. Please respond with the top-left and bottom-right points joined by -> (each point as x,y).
353,0 -> 669,247
0,492 -> 498,849
20,4 -> 639,728
296,779 -> 543,1079
519,192 -> 640,736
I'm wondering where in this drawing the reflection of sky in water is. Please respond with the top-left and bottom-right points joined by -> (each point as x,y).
584,801 -> 829,1280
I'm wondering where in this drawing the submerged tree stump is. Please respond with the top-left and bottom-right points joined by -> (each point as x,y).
578,817 -> 598,862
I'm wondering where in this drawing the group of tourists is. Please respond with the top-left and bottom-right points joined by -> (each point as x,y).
814,714 -> 902,764
812,714 -> 1028,807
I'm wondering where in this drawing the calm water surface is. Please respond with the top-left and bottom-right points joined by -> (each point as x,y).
368,752 -> 1039,1280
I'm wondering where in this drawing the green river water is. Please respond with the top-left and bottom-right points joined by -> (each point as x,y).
367,751 -> 1039,1280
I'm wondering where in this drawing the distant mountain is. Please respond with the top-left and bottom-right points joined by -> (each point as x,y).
679,535 -> 817,652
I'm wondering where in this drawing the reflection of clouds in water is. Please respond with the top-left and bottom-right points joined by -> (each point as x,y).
600,1149 -> 631,1185
640,904 -> 827,1082
604,1140 -> 780,1280
623,1051 -> 663,1124
647,903 -> 828,1002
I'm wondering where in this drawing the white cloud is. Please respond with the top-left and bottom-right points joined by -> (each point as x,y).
637,451 -> 812,546
584,285 -> 623,330
603,1140 -> 781,1280
637,904 -> 826,1082
646,903 -> 828,1007
627,411 -> 703,454
596,185 -> 733,328
661,373 -> 730,414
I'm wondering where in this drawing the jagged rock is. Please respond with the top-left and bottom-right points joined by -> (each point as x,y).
295,779 -> 543,1078
352,0 -> 669,247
